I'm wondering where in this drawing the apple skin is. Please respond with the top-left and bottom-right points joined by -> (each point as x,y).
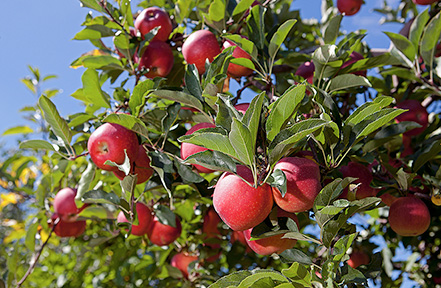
395,99 -> 429,136
53,188 -> 79,221
243,209 -> 299,255
51,213 -> 86,238
213,165 -> 273,231
202,208 -> 222,262
171,252 -> 198,279
272,157 -> 321,213
182,30 -> 221,74
348,251 -> 370,268
180,122 -> 216,173
113,145 -> 154,184
134,7 -> 173,42
116,202 -> 153,236
234,103 -> 250,114
388,196 -> 430,236
339,162 -> 378,199
341,52 -> 366,76
337,0 -> 363,16
222,39 -> 253,78
138,40 -> 174,78
379,193 -> 398,207
147,215 -> 182,246
412,0 -> 438,4
88,123 -> 139,171
295,61 -> 315,84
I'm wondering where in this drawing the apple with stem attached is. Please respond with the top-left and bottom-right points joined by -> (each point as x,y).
147,215 -> 182,246
113,145 -> 154,184
395,99 -> 429,136
213,165 -> 273,231
222,39 -> 253,78
388,196 -> 430,236
339,161 -> 378,199
180,122 -> 216,173
182,30 -> 221,74
337,0 -> 363,16
348,250 -> 370,268
138,40 -> 174,78
134,7 -> 173,42
171,252 -> 198,279
117,202 -> 153,236
88,123 -> 139,171
272,157 -> 321,213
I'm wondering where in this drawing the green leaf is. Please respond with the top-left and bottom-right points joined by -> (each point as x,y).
230,57 -> 255,70
421,10 -> 441,74
247,5 -> 266,50
266,85 -> 306,141
81,55 -> 123,69
2,126 -> 33,136
268,19 -> 297,63
79,0 -> 104,12
151,90 -> 204,112
119,0 -> 134,27
327,74 -> 371,94
173,156 -> 205,184
237,272 -> 289,288
78,206 -> 113,219
76,162 -> 96,204
281,262 -> 312,285
323,14 -> 342,44
312,44 -> 342,81
223,34 -> 258,59
184,65 -> 203,101
229,118 -> 254,167
242,92 -> 265,151
384,31 -> 416,61
68,113 -> 96,128
162,103 -> 181,134
103,113 -> 150,138
332,233 -> 358,262
267,169 -> 287,197
232,0 -> 255,17
279,249 -> 313,265
82,68 -> 111,109
345,96 -> 394,126
268,119 -> 329,166
73,25 -> 115,40
352,108 -> 405,141
413,139 -> 441,172
38,95 -> 72,146
207,0 -> 226,22
19,140 -> 56,151
209,271 -> 252,288
129,79 -> 154,117
25,219 -> 39,252
155,205 -> 177,227
21,78 -> 36,94
215,95 -> 241,132
341,265 -> 367,285
184,150 -> 237,173
81,190 -> 120,206
409,9 -> 430,53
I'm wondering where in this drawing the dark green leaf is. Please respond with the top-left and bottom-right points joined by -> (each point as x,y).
384,31 -> 416,61
341,265 -> 367,285
38,95 -> 73,146
103,113 -> 150,138
409,9 -> 430,53
279,249 -> 313,265
323,14 -> 343,44
267,169 -> 287,197
184,64 -> 203,101
82,68 -> 111,109
151,90 -> 204,112
209,271 -> 252,288
229,118 -> 254,167
162,103 -> 181,133
269,19 -> 297,63
81,190 -> 120,205
129,79 -> 154,116
242,92 -> 265,151
19,140 -> 56,151
421,11 -> 441,74
414,139 -> 441,171
237,272 -> 289,287
173,156 -> 205,183
281,262 -> 312,285
327,74 -> 371,94
184,150 -> 237,173
247,5 -> 266,50
155,205 -> 177,227
352,108 -> 405,141
215,95 -> 241,132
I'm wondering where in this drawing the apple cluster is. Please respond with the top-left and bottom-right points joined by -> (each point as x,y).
51,188 -> 86,238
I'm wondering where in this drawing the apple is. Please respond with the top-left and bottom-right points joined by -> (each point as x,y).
272,157 -> 321,213
395,99 -> 429,136
134,7 -> 173,42
180,122 -> 216,173
412,0 -> 438,4
295,61 -> 315,84
51,213 -> 86,238
337,0 -> 363,16
388,196 -> 430,236
138,40 -> 174,78
202,208 -> 221,238
171,252 -> 198,279
341,51 -> 366,76
182,30 -> 221,74
339,161 -> 377,199
379,193 -> 398,207
88,123 -> 139,171
231,230 -> 252,253
116,202 -> 153,236
113,145 -> 154,184
147,215 -> 182,246
243,208 -> 299,255
234,103 -> 250,115
348,251 -> 370,268
213,165 -> 273,231
53,187 -> 79,221
222,39 -> 253,78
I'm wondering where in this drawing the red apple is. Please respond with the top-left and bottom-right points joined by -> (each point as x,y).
171,252 -> 198,279
243,208 -> 299,255
234,103 -> 250,114
341,51 -> 366,76
231,230 -> 252,253
113,145 -> 154,184
222,39 -> 253,78
337,0 -> 363,16
53,187 -> 79,221
412,0 -> 438,4
272,157 -> 321,213
116,202 -> 153,236
180,122 -> 216,173
395,99 -> 429,136
182,30 -> 221,74
134,7 -> 173,42
213,165 -> 273,231
339,162 -> 377,199
138,40 -> 174,78
388,196 -> 430,236
147,215 -> 182,246
348,251 -> 370,268
51,213 -> 86,238
379,193 -> 398,207
88,123 -> 139,171
295,61 -> 315,84
202,208 -> 222,238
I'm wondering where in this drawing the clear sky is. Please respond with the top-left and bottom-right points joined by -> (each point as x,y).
0,0 -> 403,148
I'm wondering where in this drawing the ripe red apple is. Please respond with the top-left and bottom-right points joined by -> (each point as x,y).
182,30 -> 221,74
395,99 -> 429,136
341,51 -> 366,76
138,40 -> 174,78
295,61 -> 315,84
412,0 -> 438,4
180,122 -> 216,173
88,123 -> 139,171
234,103 -> 250,115
348,251 -> 370,268
51,213 -> 86,238
147,215 -> 182,246
337,0 -> 363,16
171,252 -> 198,279
243,208 -> 299,255
388,196 -> 430,236
339,162 -> 377,199
272,157 -> 321,213
202,208 -> 221,238
213,165 -> 273,231
113,145 -> 154,184
116,202 -> 153,236
134,7 -> 173,42
53,187 -> 79,221
222,39 -> 253,78
379,193 -> 398,207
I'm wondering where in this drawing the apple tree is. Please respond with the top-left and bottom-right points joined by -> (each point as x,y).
2,0 -> 441,287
